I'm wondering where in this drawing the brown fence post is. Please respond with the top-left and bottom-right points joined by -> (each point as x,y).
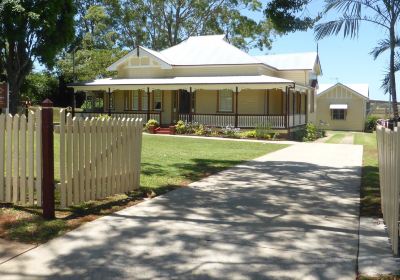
41,99 -> 55,219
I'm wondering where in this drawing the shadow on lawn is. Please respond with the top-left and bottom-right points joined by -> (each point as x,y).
173,158 -> 243,182
360,164 -> 382,217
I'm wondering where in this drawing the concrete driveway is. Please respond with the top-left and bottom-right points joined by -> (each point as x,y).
0,143 -> 363,280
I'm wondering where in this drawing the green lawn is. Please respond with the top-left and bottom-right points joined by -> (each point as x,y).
325,133 -> 346,144
354,132 -> 381,217
2,135 -> 288,243
140,135 -> 287,192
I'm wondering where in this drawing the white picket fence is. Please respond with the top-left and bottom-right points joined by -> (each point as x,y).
376,125 -> 400,255
58,109 -> 143,207
0,110 -> 42,206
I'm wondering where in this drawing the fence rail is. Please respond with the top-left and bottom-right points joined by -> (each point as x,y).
58,110 -> 143,207
376,125 -> 400,255
0,111 -> 42,206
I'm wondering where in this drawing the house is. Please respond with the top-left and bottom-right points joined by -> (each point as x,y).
69,35 -> 322,132
316,83 -> 369,131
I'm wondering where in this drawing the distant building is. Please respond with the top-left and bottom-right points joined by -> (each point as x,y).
317,83 -> 369,131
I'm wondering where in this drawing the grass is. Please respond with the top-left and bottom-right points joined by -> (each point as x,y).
354,132 -> 381,217
358,276 -> 400,280
325,132 -> 346,144
1,135 -> 288,244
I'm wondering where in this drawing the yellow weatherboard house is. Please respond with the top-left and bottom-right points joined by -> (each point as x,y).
70,35 -> 322,132
316,83 -> 369,132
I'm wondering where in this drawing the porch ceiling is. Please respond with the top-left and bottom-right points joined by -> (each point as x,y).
69,75 -> 297,92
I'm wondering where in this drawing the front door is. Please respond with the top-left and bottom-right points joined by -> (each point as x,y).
179,90 -> 190,114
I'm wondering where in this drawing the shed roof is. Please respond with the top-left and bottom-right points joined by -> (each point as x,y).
317,83 -> 369,99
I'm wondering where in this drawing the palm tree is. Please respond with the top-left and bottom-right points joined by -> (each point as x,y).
315,0 -> 400,118
370,39 -> 400,98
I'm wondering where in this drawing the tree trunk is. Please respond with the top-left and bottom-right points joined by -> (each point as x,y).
5,40 -> 32,115
8,79 -> 21,115
389,6 -> 398,119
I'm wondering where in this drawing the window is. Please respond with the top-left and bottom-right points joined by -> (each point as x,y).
142,91 -> 148,110
331,109 -> 346,120
123,90 -> 146,111
218,89 -> 233,112
132,91 -> 139,110
153,90 -> 162,110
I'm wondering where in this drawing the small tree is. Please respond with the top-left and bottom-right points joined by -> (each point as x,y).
0,0 -> 75,114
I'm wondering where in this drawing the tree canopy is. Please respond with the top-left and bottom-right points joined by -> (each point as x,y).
0,0 -> 75,113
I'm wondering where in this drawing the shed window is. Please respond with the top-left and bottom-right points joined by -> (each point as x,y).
218,89 -> 233,112
331,109 -> 346,120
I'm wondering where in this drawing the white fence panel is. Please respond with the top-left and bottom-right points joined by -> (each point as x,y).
376,125 -> 400,255
59,110 -> 143,207
0,111 -> 42,206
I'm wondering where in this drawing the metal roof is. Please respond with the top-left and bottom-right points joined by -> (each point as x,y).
318,83 -> 369,99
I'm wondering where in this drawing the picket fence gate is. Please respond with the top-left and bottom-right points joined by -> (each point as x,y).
58,109 -> 143,207
0,110 -> 42,206
376,125 -> 400,255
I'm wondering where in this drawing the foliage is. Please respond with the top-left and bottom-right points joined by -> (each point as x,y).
194,124 -> 212,136
315,0 -> 400,118
0,0 -> 75,113
241,130 -> 257,138
56,2 -> 127,82
255,123 -> 273,139
145,119 -> 159,129
370,39 -> 400,96
175,120 -> 187,134
20,72 -> 59,104
293,123 -> 325,142
265,0 -> 318,33
56,48 -> 127,82
365,116 -> 379,132
221,125 -> 241,138
105,0 -> 274,51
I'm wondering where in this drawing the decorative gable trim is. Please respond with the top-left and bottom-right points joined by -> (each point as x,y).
107,46 -> 172,71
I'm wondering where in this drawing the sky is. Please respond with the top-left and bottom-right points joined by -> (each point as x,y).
248,1 -> 396,101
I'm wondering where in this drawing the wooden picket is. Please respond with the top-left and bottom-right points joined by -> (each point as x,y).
58,110 -> 143,207
0,111 -> 42,206
376,125 -> 400,256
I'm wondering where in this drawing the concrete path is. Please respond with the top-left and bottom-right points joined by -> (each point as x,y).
340,134 -> 354,144
358,217 -> 400,276
0,143 -> 363,280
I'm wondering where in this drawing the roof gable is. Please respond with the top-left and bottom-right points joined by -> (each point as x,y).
317,83 -> 369,99
107,46 -> 172,71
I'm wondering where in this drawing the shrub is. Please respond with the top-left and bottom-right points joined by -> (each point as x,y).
175,120 -> 187,134
365,116 -> 379,132
255,123 -> 272,139
221,125 -> 240,138
295,123 -> 325,142
194,124 -> 211,136
241,130 -> 257,138
145,119 -> 159,129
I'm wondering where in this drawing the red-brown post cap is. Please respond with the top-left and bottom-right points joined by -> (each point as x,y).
42,99 -> 53,108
